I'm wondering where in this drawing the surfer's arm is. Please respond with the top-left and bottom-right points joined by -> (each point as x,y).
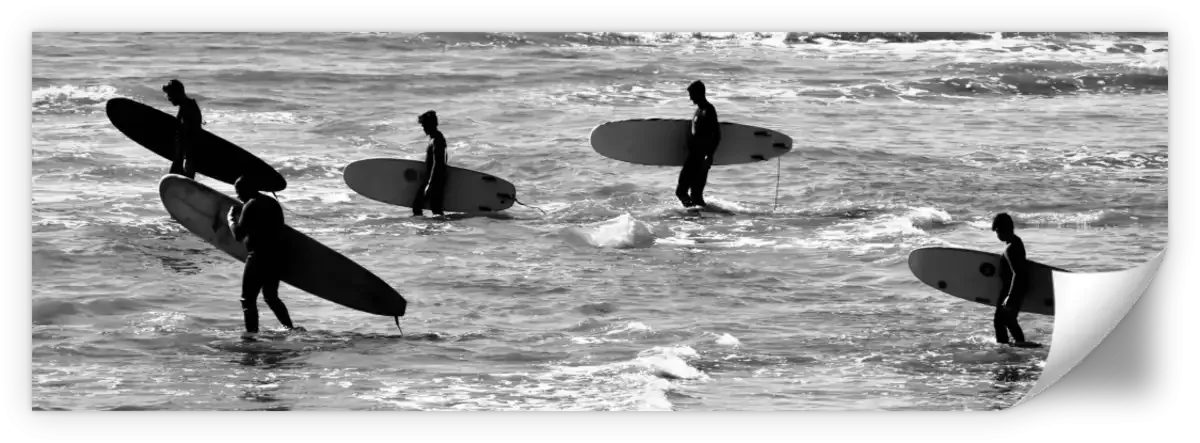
232,200 -> 255,241
708,113 -> 721,158
427,135 -> 447,185
1007,243 -> 1028,298
694,107 -> 720,158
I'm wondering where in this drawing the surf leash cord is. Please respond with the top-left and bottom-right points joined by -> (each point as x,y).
773,156 -> 782,212
499,193 -> 547,216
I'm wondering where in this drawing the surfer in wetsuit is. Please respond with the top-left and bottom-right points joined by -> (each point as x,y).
163,79 -> 201,179
676,80 -> 721,208
412,110 -> 447,217
231,176 -> 297,334
992,213 -> 1031,346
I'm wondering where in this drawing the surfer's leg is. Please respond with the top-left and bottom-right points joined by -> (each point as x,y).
676,159 -> 695,207
171,138 -> 194,179
429,169 -> 446,216
1005,307 -> 1025,343
993,306 -> 1010,344
262,278 -> 294,330
169,140 -> 186,176
691,158 -> 712,206
181,139 -> 196,179
411,186 -> 426,216
240,254 -> 264,333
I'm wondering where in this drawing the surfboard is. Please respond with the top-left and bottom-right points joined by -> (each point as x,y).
107,98 -> 287,192
589,119 -> 793,166
158,174 -> 406,317
343,158 -> 517,213
908,247 -> 1070,316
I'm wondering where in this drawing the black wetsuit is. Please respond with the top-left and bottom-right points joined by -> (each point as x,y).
232,193 -> 292,333
412,131 -> 448,216
994,235 -> 1028,344
170,97 -> 201,179
676,102 -> 721,207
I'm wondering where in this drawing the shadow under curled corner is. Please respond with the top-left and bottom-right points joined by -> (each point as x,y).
1008,247 -> 1166,412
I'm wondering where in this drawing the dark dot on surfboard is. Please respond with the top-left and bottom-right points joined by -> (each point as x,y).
479,206 -> 492,212
937,280 -> 947,289
753,131 -> 770,137
773,143 -> 790,150
751,155 -> 766,161
481,176 -> 496,183
979,263 -> 996,277
974,297 -> 991,304
403,169 -> 419,182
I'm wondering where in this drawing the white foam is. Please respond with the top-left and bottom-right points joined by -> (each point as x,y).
605,321 -> 652,335
560,213 -> 656,248
569,336 -> 627,345
204,110 -> 312,126
32,84 -> 120,113
634,346 -> 706,380
715,333 -> 741,347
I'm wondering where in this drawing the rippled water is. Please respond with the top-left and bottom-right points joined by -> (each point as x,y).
32,32 -> 1167,410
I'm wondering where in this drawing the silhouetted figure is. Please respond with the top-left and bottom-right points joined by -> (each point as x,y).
231,175 -> 297,333
676,80 -> 721,208
992,213 -> 1032,346
163,79 -> 201,179
412,110 -> 447,217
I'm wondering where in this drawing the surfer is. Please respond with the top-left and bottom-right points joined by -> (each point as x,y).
676,80 -> 722,208
992,213 -> 1032,347
231,175 -> 298,334
162,79 -> 202,179
412,110 -> 447,217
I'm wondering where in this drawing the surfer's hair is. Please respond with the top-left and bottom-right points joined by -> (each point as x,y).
234,175 -> 256,192
992,213 -> 1015,232
163,79 -> 185,94
418,110 -> 438,126
687,80 -> 706,94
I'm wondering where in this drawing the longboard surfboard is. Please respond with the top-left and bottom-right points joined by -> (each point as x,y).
343,158 -> 517,213
159,174 -> 405,317
589,119 -> 793,166
107,98 -> 287,192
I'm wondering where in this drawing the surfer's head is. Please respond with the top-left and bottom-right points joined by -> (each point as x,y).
163,79 -> 186,104
418,110 -> 438,134
234,175 -> 257,201
687,80 -> 707,104
991,212 -> 1015,241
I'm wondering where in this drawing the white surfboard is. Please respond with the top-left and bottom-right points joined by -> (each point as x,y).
343,158 -> 517,213
158,174 -> 407,317
589,119 -> 793,166
907,247 -> 1070,316
1008,244 -> 1166,408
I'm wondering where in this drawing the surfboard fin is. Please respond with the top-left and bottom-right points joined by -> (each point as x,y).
394,316 -> 403,336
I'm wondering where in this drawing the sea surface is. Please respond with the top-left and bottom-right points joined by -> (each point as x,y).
31,32 -> 1168,411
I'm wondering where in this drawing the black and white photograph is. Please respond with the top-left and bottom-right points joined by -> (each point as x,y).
31,31 -> 1167,411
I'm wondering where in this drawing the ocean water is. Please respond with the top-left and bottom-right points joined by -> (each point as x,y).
31,32 -> 1168,411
